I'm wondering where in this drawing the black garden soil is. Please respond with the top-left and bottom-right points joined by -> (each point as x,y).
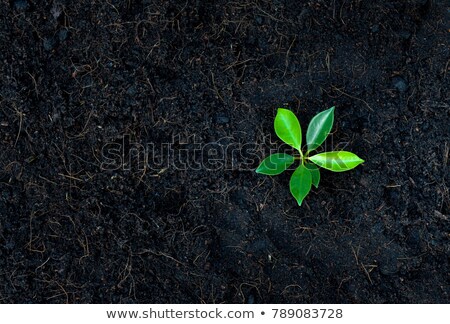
0,0 -> 449,303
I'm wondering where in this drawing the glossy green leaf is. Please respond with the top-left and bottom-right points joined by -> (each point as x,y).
305,163 -> 320,188
289,164 -> 312,206
308,151 -> 364,172
274,108 -> 302,151
255,153 -> 295,175
306,106 -> 335,152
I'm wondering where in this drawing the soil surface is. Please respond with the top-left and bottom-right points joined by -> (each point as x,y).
1,0 -> 449,303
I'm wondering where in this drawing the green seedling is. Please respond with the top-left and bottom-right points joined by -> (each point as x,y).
256,107 -> 364,206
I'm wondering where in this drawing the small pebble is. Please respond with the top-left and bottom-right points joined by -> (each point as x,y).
247,294 -> 255,304
126,85 -> 137,96
215,113 -> 229,124
59,29 -> 68,42
398,30 -> 412,40
13,0 -> 28,11
43,37 -> 56,51
392,76 -> 408,92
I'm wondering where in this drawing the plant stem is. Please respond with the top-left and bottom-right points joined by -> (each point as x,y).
295,151 -> 306,165
297,150 -> 305,165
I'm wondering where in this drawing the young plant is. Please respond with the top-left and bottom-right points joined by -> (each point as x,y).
256,107 -> 364,206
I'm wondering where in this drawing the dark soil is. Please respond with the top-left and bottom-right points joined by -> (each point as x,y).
1,0 -> 449,303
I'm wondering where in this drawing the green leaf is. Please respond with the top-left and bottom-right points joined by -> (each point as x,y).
289,164 -> 312,206
305,163 -> 320,188
255,153 -> 295,175
274,108 -> 302,151
306,106 -> 335,152
308,151 -> 364,172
